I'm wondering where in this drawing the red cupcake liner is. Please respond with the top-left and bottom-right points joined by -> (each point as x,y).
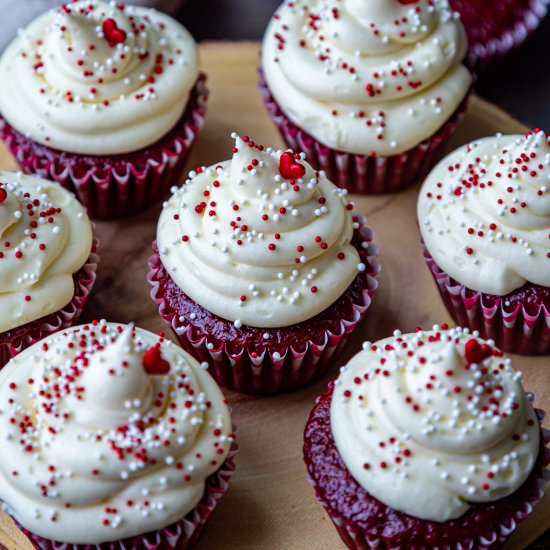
11,439 -> 237,550
0,237 -> 99,369
258,69 -> 470,194
422,243 -> 550,355
305,383 -> 550,550
450,0 -> 550,75
0,75 -> 208,220
148,219 -> 380,395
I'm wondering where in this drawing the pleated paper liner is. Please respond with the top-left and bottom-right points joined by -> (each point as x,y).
0,237 -> 99,369
148,219 -> 380,395
450,0 -> 550,76
9,439 -> 238,550
258,69 -> 470,195
422,243 -> 550,355
0,75 -> 208,220
304,383 -> 550,550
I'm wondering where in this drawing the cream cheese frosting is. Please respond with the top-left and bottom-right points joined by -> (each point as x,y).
157,134 -> 364,329
331,325 -> 540,522
261,0 -> 471,156
0,0 -> 199,155
0,171 -> 92,333
0,321 -> 233,544
418,130 -> 550,296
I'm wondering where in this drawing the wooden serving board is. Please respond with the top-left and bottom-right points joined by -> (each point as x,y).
0,42 -> 549,550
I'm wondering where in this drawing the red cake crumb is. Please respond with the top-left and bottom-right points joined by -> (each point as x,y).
304,383 -> 547,548
0,265 -> 91,349
152,230 -> 375,356
0,76 -> 207,220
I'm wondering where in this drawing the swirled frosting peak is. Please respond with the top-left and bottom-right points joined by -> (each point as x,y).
77,325 -> 156,424
0,321 -> 233,544
331,325 -> 540,522
157,134 -> 364,328
261,0 -> 471,155
0,171 -> 92,333
419,130 -> 550,295
0,0 -> 199,155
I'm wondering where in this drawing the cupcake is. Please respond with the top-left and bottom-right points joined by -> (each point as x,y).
0,0 -> 206,220
449,0 -> 550,74
304,325 -> 550,549
0,171 -> 97,368
148,134 -> 380,395
0,320 -> 237,549
418,129 -> 550,355
260,0 -> 472,194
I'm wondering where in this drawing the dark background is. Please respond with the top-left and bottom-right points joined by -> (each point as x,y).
180,0 -> 550,130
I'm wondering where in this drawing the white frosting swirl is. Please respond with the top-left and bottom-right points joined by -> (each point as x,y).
157,134 -> 363,328
261,0 -> 471,155
418,131 -> 550,296
0,0 -> 198,155
0,171 -> 92,333
331,326 -> 540,522
0,321 -> 233,544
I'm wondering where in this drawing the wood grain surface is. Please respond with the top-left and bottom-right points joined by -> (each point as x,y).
0,42 -> 548,550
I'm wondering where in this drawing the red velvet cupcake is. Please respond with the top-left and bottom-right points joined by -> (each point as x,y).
0,321 -> 237,549
260,0 -> 472,194
304,326 -> 550,549
418,130 -> 550,355
450,0 -> 550,74
149,134 -> 380,395
0,171 -> 97,368
0,1 -> 206,220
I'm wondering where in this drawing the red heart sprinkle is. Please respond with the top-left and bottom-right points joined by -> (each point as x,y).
135,420 -> 145,432
143,346 -> 170,375
279,152 -> 306,180
0,188 -> 6,204
102,18 -> 127,45
464,339 -> 492,365
398,0 -> 420,4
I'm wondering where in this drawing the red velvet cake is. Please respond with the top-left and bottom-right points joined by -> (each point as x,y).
149,134 -> 380,394
259,70 -> 470,195
0,1 -> 206,219
0,321 -> 237,548
424,246 -> 550,355
0,243 -> 98,368
0,172 -> 97,368
304,326 -> 550,548
418,130 -> 550,355
0,77 -> 207,220
259,0 -> 472,194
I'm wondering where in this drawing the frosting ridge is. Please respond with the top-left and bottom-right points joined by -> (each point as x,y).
418,130 -> 550,295
0,171 -> 92,333
0,321 -> 233,544
0,0 -> 199,155
157,134 -> 364,328
331,326 -> 540,522
261,0 -> 471,155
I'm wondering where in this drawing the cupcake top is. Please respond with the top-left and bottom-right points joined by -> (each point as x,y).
331,325 -> 540,522
157,134 -> 365,329
0,321 -> 233,544
0,171 -> 92,333
418,130 -> 550,296
0,0 -> 198,155
261,0 -> 471,156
